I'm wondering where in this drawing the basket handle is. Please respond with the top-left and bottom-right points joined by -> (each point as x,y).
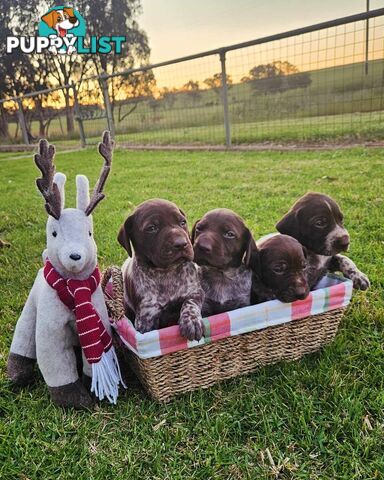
101,265 -> 125,323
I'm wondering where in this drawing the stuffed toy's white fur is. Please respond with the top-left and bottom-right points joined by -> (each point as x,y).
7,131 -> 124,409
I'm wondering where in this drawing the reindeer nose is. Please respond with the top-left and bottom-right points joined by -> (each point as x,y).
69,253 -> 81,261
173,237 -> 188,250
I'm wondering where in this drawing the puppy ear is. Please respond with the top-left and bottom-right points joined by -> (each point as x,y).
275,209 -> 300,238
41,10 -> 57,28
179,208 -> 186,217
243,229 -> 258,268
191,219 -> 200,242
117,215 -> 133,257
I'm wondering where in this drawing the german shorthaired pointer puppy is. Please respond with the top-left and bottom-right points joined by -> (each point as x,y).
118,199 -> 204,341
250,234 -> 310,304
276,192 -> 370,290
192,208 -> 256,316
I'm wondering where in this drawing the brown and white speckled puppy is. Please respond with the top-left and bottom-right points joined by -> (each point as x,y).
118,199 -> 204,341
192,209 -> 256,316
250,234 -> 310,304
276,192 -> 370,290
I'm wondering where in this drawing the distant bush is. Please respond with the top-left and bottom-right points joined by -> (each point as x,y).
242,61 -> 312,95
286,72 -> 312,90
332,79 -> 366,94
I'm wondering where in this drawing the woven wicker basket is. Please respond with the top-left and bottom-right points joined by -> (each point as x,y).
102,266 -> 351,402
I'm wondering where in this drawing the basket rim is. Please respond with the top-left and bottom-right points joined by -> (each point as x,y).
103,272 -> 353,360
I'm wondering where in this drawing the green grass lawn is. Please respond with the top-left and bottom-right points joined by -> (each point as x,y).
0,147 -> 383,479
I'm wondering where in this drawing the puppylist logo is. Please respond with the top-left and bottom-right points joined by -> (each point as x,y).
7,6 -> 126,55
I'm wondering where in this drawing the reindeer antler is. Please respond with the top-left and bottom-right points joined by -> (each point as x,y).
85,130 -> 114,216
34,139 -> 62,220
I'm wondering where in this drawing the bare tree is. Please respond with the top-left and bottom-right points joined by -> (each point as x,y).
183,80 -> 201,104
203,73 -> 233,95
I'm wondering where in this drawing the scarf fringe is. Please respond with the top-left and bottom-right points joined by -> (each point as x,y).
91,347 -> 126,404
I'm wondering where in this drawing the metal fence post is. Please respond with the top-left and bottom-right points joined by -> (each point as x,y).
99,74 -> 115,138
72,82 -> 86,148
365,0 -> 370,75
16,98 -> 29,145
219,50 -> 231,148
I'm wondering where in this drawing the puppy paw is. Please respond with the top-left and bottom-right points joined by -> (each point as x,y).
179,314 -> 204,341
135,317 -> 157,334
352,270 -> 370,290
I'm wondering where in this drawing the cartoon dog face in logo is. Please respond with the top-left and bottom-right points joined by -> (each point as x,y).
41,7 -> 79,38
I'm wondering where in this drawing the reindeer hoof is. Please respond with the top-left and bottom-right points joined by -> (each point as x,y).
81,373 -> 92,391
7,352 -> 36,388
48,379 -> 94,410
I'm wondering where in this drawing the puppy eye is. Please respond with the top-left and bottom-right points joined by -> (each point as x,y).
273,264 -> 286,274
224,231 -> 236,239
52,231 -> 57,237
180,220 -> 187,227
145,224 -> 158,233
314,217 -> 327,228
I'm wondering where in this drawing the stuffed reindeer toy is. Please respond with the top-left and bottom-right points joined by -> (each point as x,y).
7,131 -> 124,409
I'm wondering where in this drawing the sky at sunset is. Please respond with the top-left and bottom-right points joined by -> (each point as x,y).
140,0 -> 383,63
138,0 -> 384,89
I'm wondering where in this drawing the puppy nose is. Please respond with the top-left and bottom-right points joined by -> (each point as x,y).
295,286 -> 308,300
335,234 -> 350,250
197,241 -> 212,254
69,253 -> 81,261
173,237 -> 188,250
69,17 -> 77,24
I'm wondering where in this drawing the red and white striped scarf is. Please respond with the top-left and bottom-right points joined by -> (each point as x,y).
44,260 -> 124,403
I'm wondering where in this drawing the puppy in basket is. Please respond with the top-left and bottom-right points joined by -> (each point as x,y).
118,199 -> 205,341
192,208 -> 256,316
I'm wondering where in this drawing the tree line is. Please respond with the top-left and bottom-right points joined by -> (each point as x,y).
0,0 -> 150,139
0,0 -> 312,142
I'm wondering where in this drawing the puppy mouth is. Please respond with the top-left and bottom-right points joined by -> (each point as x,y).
333,243 -> 349,254
277,294 -> 297,303
159,245 -> 194,264
58,26 -> 67,37
193,250 -> 226,268
318,245 -> 348,256
276,290 -> 308,303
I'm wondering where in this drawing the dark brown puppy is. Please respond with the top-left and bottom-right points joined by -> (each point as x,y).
276,192 -> 370,290
250,234 -> 309,304
118,199 -> 204,341
192,208 -> 255,316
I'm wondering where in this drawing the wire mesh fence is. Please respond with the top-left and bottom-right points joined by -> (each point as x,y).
1,8 -> 384,148
226,16 -> 384,145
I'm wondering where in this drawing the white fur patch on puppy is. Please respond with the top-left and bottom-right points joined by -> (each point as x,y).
324,224 -> 349,255
336,255 -> 370,290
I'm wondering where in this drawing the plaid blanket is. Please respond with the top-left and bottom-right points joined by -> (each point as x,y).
108,274 -> 352,359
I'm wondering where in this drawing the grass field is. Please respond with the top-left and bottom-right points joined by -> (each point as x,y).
0,147 -> 383,479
